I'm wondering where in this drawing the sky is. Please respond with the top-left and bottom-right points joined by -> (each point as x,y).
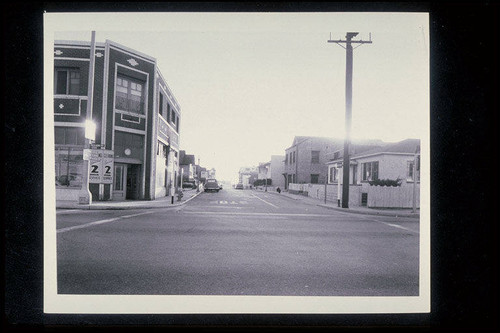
47,12 -> 429,183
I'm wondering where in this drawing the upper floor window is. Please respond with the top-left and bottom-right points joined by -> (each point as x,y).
55,68 -> 80,95
362,161 -> 379,181
159,93 -> 165,118
115,75 -> 144,114
311,150 -> 320,163
292,151 -> 296,164
285,154 -> 288,165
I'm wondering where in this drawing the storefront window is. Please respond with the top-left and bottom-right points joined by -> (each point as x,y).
55,147 -> 84,187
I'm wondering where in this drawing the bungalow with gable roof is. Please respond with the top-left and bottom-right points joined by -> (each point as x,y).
326,138 -> 421,207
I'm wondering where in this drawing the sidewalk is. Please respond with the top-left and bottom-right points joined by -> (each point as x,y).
56,188 -> 203,210
259,189 -> 420,218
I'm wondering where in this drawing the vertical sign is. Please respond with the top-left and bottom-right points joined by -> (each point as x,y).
101,150 -> 114,184
85,149 -> 114,184
88,150 -> 102,183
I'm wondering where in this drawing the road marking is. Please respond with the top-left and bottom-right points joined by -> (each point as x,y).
56,211 -> 156,233
182,211 -> 331,217
251,194 -> 279,208
182,210 -> 419,233
375,221 -> 419,234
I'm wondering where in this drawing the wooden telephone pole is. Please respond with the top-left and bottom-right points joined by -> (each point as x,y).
328,32 -> 372,208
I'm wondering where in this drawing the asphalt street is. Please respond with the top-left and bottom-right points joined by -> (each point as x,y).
56,187 -> 419,296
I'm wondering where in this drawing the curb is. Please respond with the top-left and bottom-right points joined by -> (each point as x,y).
261,190 -> 419,218
317,204 -> 420,218
56,190 -> 203,210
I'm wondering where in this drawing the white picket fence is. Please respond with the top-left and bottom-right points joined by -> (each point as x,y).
367,184 -> 420,208
288,183 -> 419,208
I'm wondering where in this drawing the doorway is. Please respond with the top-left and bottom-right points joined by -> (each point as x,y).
112,163 -> 141,200
126,164 -> 140,199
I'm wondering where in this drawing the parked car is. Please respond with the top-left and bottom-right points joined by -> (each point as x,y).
182,181 -> 196,189
204,179 -> 220,192
235,183 -> 244,190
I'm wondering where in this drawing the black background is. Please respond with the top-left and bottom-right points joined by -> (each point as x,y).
3,2 -> 498,332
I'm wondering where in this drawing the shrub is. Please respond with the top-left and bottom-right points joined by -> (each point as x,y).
253,179 -> 272,186
368,178 -> 402,187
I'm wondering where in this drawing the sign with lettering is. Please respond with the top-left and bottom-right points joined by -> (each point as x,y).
87,149 -> 114,184
101,151 -> 114,184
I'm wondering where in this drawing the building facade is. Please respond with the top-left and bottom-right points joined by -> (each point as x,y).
54,39 -> 181,202
283,136 -> 342,189
238,166 -> 258,188
270,155 -> 285,189
179,150 -> 196,183
327,139 -> 421,186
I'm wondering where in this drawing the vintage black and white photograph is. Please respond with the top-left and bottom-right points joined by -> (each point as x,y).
43,11 -> 430,314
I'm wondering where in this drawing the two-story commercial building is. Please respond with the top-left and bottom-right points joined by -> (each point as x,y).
53,38 -> 181,202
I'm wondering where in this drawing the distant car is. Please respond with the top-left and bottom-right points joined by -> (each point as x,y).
182,181 -> 196,189
235,183 -> 244,190
204,179 -> 219,192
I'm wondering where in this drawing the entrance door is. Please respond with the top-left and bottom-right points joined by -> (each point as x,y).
113,163 -> 126,200
126,164 -> 140,199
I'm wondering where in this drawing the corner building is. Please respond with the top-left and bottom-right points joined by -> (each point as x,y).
54,39 -> 181,202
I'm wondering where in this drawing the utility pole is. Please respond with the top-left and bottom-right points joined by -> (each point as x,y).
328,32 -> 372,208
412,144 -> 420,213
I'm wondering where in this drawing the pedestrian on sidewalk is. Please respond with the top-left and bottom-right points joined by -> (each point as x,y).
276,187 -> 281,194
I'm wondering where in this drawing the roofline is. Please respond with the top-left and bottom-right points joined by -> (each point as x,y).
156,69 -> 181,111
326,151 -> 417,164
55,40 -> 106,48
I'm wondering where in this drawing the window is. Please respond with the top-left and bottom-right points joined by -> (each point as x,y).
352,164 -> 358,185
115,75 -> 144,114
329,167 -> 338,183
292,151 -> 296,164
285,154 -> 288,165
311,150 -> 320,163
114,165 -> 124,191
311,174 -> 319,184
55,147 -> 84,187
407,161 -> 420,181
159,93 -> 165,118
55,68 -> 80,95
167,104 -> 171,122
54,127 -> 85,146
362,161 -> 379,181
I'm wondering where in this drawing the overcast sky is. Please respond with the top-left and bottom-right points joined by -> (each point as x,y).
46,12 -> 429,182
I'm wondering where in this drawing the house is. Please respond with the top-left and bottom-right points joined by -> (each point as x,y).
179,150 -> 196,183
326,138 -> 421,186
53,38 -> 181,202
238,166 -> 258,188
326,139 -> 386,185
283,136 -> 343,189
258,162 -> 271,181
257,155 -> 285,189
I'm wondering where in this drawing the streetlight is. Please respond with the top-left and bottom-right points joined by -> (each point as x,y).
79,119 -> 96,204
78,31 -> 96,205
